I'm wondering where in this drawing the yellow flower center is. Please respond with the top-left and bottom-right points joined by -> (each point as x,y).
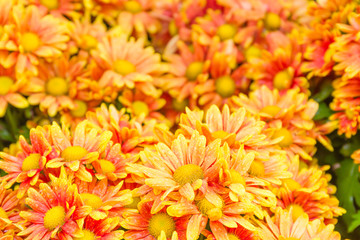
40,0 -> 59,10
196,197 -> 223,221
264,12 -> 281,31
132,101 -> 149,116
148,213 -> 176,238
185,61 -> 203,81
245,46 -> 261,61
71,100 -> 88,118
22,153 -> 41,172
124,0 -> 142,14
80,193 -> 103,209
260,105 -> 281,117
272,128 -> 293,148
98,160 -> 116,174
125,197 -> 141,209
21,32 -> 41,53
173,164 -> 204,186
216,24 -> 237,41
287,204 -> 306,221
44,206 -> 66,230
273,69 -> 292,90
229,169 -> 246,185
46,77 -> 69,96
172,99 -> 188,112
0,207 -> 8,219
74,229 -> 96,240
215,76 -> 236,98
248,160 -> 265,177
282,178 -> 301,191
228,234 -> 241,240
81,34 -> 98,51
113,60 -> 136,75
0,76 -> 14,95
61,146 -> 88,162
169,20 -> 178,36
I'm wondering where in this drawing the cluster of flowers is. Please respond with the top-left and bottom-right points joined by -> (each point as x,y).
0,0 -> 357,239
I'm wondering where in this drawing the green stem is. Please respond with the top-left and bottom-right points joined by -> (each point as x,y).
5,107 -> 17,141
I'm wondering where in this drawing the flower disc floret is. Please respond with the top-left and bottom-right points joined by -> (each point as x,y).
0,76 -> 14,95
173,164 -> 204,186
61,146 -> 88,162
46,77 -> 69,96
80,193 -> 103,209
260,105 -> 281,117
113,60 -> 136,75
22,153 -> 41,171
248,161 -> 265,177
40,0 -> 59,10
273,128 -> 293,147
99,160 -> 116,174
215,76 -> 236,98
287,204 -> 306,221
74,230 -> 96,240
132,101 -> 149,116
196,197 -> 223,221
186,61 -> 203,81
21,32 -> 41,52
71,100 -> 88,118
264,13 -> 281,31
44,206 -> 66,230
273,69 -> 292,90
216,24 -> 237,41
124,1 -> 142,13
148,213 -> 176,238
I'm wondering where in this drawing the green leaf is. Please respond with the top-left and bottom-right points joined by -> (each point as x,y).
313,82 -> 333,102
349,211 -> 360,232
313,102 -> 333,120
335,159 -> 360,228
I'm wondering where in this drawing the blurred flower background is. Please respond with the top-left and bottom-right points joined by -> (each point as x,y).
0,0 -> 359,239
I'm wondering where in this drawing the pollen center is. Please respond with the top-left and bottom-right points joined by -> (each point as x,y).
245,46 -> 261,61
0,76 -> 14,95
22,153 -> 41,172
215,76 -> 236,98
46,77 -> 69,96
113,60 -> 136,75
74,229 -> 96,240
61,146 -> 88,162
173,164 -> 204,186
71,100 -> 88,118
99,160 -> 116,174
80,193 -> 103,209
282,178 -> 301,191
125,197 -> 141,209
124,0 -> 142,14
186,61 -> 203,81
196,197 -> 223,221
21,32 -> 41,52
260,105 -> 281,117
264,12 -> 281,31
216,24 -> 237,41
229,169 -> 246,185
172,99 -> 188,112
0,207 -> 8,219
248,160 -> 265,177
44,206 -> 66,230
148,213 -> 176,238
81,34 -> 97,50
287,204 -> 305,221
228,234 -> 241,240
273,69 -> 292,90
132,101 -> 149,116
40,0 -> 59,10
272,128 -> 293,147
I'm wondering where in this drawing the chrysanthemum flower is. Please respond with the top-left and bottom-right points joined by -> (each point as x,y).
79,216 -> 124,240
231,86 -> 321,160
76,178 -> 132,220
91,35 -> 161,98
121,200 -> 188,240
18,169 -> 90,240
1,5 -> 69,74
0,127 -> 55,198
274,156 -> 345,225
0,181 -> 21,223
0,64 -> 28,117
46,120 -> 112,182
27,0 -> 83,18
27,55 -> 90,117
204,224 -> 260,240
257,207 -> 340,240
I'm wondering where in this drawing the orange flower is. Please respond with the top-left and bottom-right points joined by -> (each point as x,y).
28,0 -> 83,18
18,169 -> 91,240
79,216 -> 124,240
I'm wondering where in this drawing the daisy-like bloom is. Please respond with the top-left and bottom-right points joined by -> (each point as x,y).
27,0 -> 83,18
121,200 -> 188,240
249,31 -> 309,94
1,5 -> 69,74
86,104 -> 158,155
18,169 -> 91,240
0,64 -> 28,117
0,127 -> 54,198
78,216 -> 124,240
27,55 -> 90,117
76,178 -> 132,220
257,207 -> 340,240
91,35 -> 162,99
274,156 -> 345,225
204,224 -> 261,240
0,181 -> 21,223
126,131 -> 224,211
59,99 -> 93,128
330,77 -> 360,138
46,120 -> 112,182
118,88 -> 166,121
231,86 -> 322,160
